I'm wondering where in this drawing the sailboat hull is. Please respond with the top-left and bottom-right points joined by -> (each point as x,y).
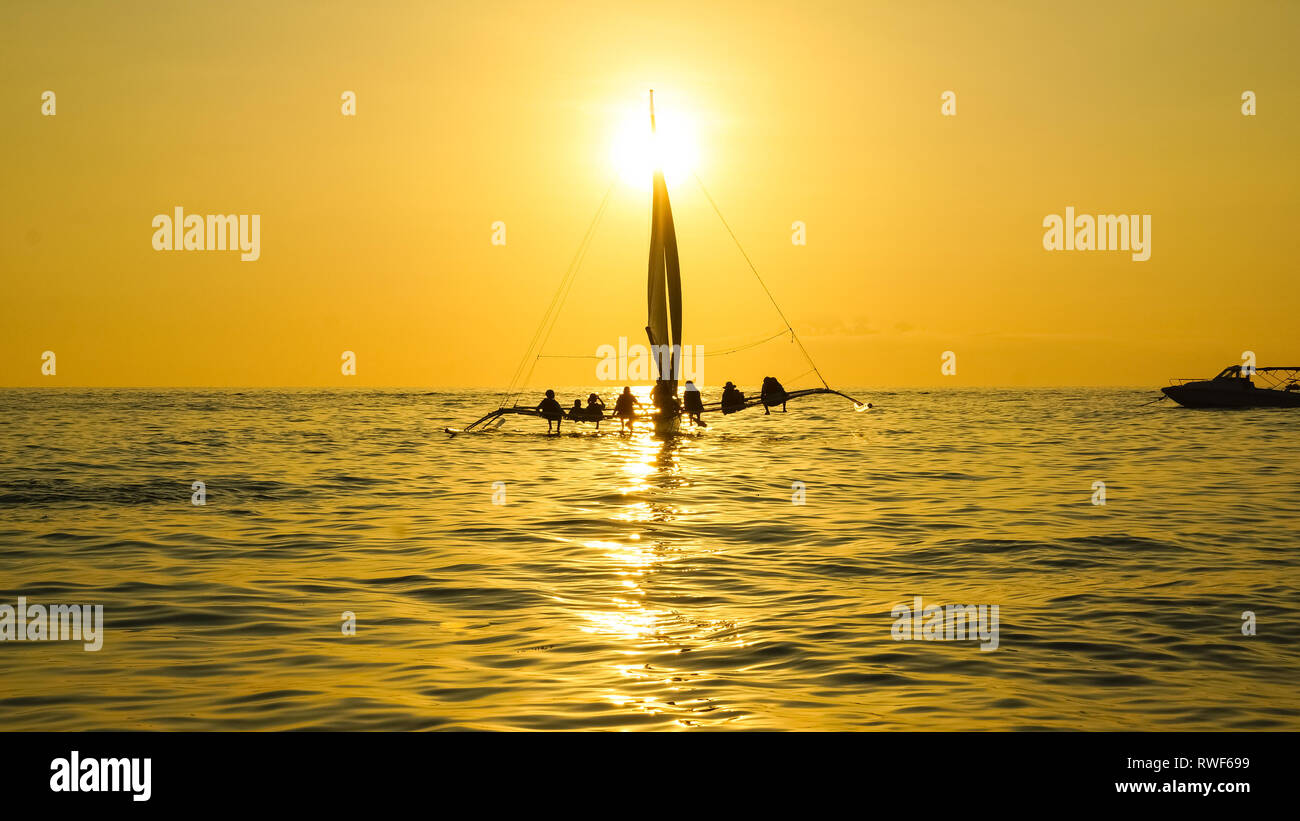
1162,382 -> 1300,408
653,415 -> 681,437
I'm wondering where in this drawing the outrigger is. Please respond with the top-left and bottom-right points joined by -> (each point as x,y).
450,92 -> 869,436
455,385 -> 868,434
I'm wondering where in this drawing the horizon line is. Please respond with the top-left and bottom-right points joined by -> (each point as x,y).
0,383 -> 1162,391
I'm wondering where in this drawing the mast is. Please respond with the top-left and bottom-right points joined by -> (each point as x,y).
645,89 -> 682,395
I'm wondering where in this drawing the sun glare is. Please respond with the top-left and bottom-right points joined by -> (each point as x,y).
610,97 -> 699,189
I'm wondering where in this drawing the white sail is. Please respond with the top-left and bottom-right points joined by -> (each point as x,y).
645,94 -> 682,388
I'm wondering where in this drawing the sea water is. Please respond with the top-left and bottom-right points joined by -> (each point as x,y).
0,387 -> 1295,730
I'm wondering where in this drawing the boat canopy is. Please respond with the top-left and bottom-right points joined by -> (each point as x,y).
1215,366 -> 1300,374
1205,365 -> 1300,389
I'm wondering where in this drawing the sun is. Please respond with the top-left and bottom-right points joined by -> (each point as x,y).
610,95 -> 699,189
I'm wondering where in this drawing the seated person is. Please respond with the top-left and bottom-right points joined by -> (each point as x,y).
583,393 -> 607,428
760,376 -> 789,415
683,380 -> 705,426
536,389 -> 564,432
613,386 -> 640,432
567,399 -> 586,419
650,381 -> 681,419
721,381 -> 746,412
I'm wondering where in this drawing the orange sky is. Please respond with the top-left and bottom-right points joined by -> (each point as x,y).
2,0 -> 1297,388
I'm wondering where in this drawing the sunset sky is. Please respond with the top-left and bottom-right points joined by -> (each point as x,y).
2,0 -> 1297,387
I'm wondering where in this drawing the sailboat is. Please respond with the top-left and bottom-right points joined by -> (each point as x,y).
450,92 -> 868,436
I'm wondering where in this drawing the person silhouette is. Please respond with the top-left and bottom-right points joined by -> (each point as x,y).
760,376 -> 789,414
613,386 -> 640,433
650,381 -> 680,421
683,380 -> 706,426
536,389 -> 564,433
585,393 -> 606,429
721,381 -> 746,412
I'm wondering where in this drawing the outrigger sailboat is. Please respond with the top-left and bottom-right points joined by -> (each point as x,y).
450,92 -> 868,437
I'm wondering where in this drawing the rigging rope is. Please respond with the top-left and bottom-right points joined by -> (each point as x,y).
709,328 -> 792,356
692,173 -> 831,390
536,328 -> 792,360
497,181 -> 615,408
498,174 -> 838,406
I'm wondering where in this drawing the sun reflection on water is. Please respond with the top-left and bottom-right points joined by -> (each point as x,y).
572,434 -> 749,727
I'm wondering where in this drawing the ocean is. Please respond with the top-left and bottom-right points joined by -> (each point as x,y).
0,387 -> 1296,730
